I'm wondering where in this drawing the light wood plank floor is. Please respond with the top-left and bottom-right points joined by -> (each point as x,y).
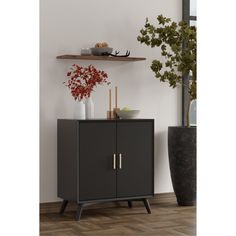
40,193 -> 196,236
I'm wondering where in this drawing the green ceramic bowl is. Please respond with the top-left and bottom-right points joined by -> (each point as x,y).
116,110 -> 140,119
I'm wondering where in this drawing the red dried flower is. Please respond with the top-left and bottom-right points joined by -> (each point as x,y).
64,64 -> 110,101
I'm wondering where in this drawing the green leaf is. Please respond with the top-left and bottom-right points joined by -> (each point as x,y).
137,14 -> 196,101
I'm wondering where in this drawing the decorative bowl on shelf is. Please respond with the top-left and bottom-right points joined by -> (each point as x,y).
90,47 -> 113,56
81,48 -> 92,56
116,110 -> 140,119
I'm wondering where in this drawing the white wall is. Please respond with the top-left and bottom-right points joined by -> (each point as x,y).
40,0 -> 182,203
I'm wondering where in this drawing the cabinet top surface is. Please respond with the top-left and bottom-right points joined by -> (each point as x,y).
58,119 -> 154,122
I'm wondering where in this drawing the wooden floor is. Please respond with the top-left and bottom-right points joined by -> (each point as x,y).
40,193 -> 196,236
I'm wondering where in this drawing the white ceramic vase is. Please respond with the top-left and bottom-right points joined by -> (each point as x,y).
74,100 -> 85,119
85,97 -> 94,119
189,99 -> 196,126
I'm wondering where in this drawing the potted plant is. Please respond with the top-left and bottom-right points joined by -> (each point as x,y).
64,64 -> 110,119
137,15 -> 196,206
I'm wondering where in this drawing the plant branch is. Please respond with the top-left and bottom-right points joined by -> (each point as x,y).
137,15 -> 196,125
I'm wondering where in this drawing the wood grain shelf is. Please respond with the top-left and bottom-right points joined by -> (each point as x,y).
56,55 -> 146,61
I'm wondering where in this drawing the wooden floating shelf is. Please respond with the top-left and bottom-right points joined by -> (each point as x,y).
56,55 -> 146,62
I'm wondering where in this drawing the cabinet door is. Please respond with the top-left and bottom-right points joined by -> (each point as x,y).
79,121 -> 116,201
117,121 -> 154,198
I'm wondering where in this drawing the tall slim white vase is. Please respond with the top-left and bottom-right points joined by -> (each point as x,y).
189,99 -> 196,126
74,100 -> 85,119
85,97 -> 94,119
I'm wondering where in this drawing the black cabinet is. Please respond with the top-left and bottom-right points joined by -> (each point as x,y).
58,119 -> 154,220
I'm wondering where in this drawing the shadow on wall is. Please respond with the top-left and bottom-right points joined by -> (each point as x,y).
154,131 -> 168,166
154,130 -> 173,192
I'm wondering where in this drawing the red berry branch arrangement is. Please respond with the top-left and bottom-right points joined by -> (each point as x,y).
64,64 -> 110,101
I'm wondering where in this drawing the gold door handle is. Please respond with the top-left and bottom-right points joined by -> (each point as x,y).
113,154 -> 116,170
119,153 -> 122,169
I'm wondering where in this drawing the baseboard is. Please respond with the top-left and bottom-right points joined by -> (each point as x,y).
40,192 -> 176,214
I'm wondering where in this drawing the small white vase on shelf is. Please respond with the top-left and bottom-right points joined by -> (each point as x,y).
85,97 -> 94,119
74,100 -> 85,119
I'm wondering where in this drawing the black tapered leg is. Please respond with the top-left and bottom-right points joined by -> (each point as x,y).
143,198 -> 151,214
128,201 -> 132,208
76,204 -> 84,221
59,200 -> 68,214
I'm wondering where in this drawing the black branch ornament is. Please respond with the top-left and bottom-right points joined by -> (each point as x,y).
102,50 -> 130,57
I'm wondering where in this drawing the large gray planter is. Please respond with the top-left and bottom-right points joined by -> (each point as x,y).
168,126 -> 196,206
